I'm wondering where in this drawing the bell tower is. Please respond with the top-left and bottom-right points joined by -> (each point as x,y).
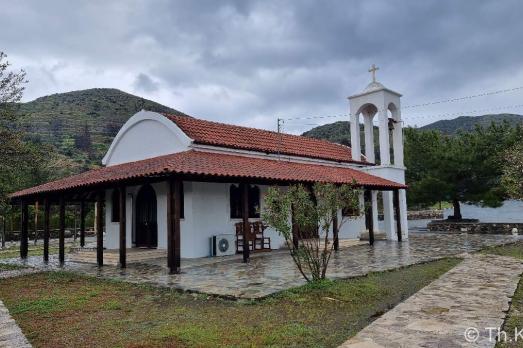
348,65 -> 408,241
348,64 -> 403,167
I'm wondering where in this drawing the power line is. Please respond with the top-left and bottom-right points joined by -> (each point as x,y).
283,114 -> 349,121
277,84 -> 523,122
278,103 -> 523,134
402,86 -> 523,110
403,103 -> 523,120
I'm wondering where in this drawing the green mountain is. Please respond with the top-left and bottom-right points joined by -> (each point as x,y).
419,114 -> 523,134
302,121 -> 352,145
11,88 -> 186,170
302,114 -> 523,143
11,87 -> 523,173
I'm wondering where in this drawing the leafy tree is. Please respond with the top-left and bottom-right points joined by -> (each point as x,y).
404,128 -> 449,208
405,123 -> 522,219
0,52 -> 26,123
262,183 -> 361,282
0,51 -> 28,215
501,140 -> 523,200
0,52 -> 79,219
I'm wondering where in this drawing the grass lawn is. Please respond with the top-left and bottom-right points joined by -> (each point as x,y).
0,258 -> 459,348
482,242 -> 523,348
481,241 -> 523,261
0,244 -> 60,259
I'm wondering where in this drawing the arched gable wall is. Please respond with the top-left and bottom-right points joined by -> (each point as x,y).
102,110 -> 193,166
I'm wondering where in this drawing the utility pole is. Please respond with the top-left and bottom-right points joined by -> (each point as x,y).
277,118 -> 283,160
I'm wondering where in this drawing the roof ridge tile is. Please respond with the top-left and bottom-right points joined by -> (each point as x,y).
162,113 -> 367,164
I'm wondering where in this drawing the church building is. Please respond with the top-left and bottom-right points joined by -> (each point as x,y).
10,68 -> 408,273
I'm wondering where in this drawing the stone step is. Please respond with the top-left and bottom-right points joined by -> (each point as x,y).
359,232 -> 387,241
69,249 -> 166,265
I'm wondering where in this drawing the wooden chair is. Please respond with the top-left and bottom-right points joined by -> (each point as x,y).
235,221 -> 271,253
235,222 -> 254,253
252,221 -> 270,250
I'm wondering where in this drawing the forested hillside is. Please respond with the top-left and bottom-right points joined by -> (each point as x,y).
302,121 -> 352,145
301,121 -> 380,160
14,88 -> 521,171
11,88 -> 186,170
420,114 -> 523,134
302,114 -> 523,144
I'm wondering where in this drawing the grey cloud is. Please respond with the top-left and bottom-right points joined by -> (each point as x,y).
1,0 -> 523,131
134,73 -> 159,93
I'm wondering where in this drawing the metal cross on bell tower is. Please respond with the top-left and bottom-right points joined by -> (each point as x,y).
368,64 -> 379,82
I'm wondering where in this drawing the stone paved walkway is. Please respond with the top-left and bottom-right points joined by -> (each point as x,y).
0,300 -> 31,348
0,233 -> 521,299
340,253 -> 523,348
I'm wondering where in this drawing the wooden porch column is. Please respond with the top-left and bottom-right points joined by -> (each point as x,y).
1,215 -> 5,248
96,192 -> 104,266
58,197 -> 65,264
20,200 -> 28,259
119,186 -> 126,268
241,183 -> 250,262
333,209 -> 339,251
34,200 -> 39,245
364,190 -> 374,245
393,189 -> 402,242
291,205 -> 299,249
79,200 -> 86,248
43,197 -> 50,262
167,178 -> 181,274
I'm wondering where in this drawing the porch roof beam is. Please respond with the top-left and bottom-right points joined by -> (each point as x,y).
10,172 -> 401,205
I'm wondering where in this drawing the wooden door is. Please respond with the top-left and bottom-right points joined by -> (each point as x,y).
135,184 -> 158,248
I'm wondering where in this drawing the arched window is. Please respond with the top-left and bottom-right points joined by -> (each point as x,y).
111,189 -> 120,223
230,184 -> 260,218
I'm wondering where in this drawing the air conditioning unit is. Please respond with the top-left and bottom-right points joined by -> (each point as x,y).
210,234 -> 236,257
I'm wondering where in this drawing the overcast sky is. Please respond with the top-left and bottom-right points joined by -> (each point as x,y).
2,0 -> 523,132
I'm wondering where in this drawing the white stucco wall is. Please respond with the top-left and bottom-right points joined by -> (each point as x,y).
105,182 -> 287,257
105,188 -> 134,249
104,180 -> 366,258
337,201 -> 366,239
181,182 -> 287,258
102,110 -> 192,166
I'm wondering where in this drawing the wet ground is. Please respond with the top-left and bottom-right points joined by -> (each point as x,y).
1,233 -> 521,299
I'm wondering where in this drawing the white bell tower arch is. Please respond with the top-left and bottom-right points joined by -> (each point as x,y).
348,64 -> 403,166
348,65 -> 408,241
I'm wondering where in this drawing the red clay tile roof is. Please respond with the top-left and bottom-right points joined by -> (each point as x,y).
10,150 -> 404,198
163,113 -> 365,164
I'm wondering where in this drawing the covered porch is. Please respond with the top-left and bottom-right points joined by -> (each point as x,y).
10,150 -> 407,274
